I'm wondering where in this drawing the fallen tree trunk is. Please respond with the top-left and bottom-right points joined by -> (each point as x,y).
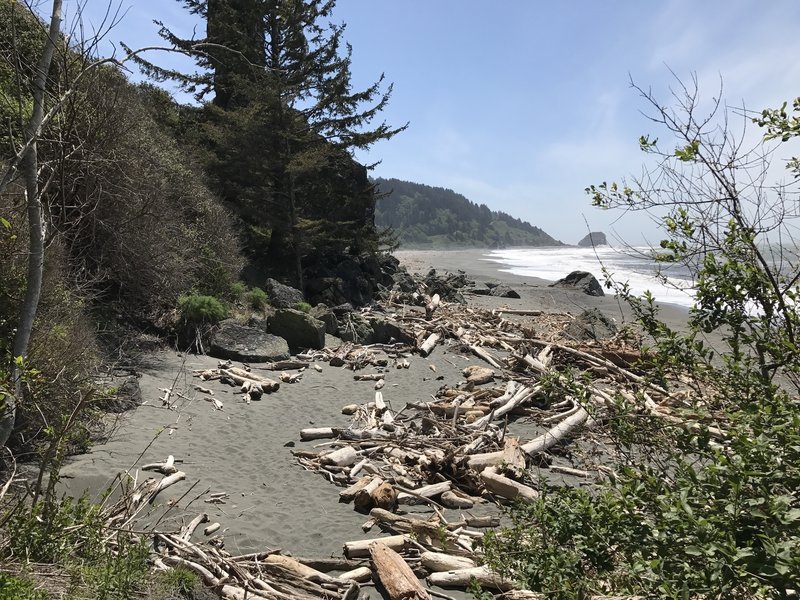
419,551 -> 476,573
480,467 -> 538,501
427,566 -> 515,591
370,541 -> 431,600
419,333 -> 441,357
343,534 -> 408,559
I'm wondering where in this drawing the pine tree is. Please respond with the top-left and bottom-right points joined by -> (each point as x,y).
134,0 -> 406,288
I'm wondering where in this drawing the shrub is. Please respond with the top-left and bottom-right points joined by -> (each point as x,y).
228,281 -> 247,303
178,294 -> 228,324
293,301 -> 312,313
247,287 -> 268,311
0,573 -> 49,600
483,80 -> 800,597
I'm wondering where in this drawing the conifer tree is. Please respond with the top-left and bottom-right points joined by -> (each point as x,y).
137,0 -> 406,288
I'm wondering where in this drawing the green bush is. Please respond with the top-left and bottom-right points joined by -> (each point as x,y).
0,573 -> 49,600
178,294 -> 228,323
293,301 -> 311,313
228,281 -> 247,303
483,83 -> 800,597
247,287 -> 268,311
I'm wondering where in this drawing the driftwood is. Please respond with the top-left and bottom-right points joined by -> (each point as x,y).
343,534 -> 409,559
480,467 -> 538,501
370,541 -> 431,600
418,333 -> 441,357
428,566 -> 515,591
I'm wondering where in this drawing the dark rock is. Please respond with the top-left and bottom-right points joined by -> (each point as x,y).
325,333 -> 344,348
338,312 -> 374,344
265,278 -> 305,309
305,276 -> 348,307
210,319 -> 290,362
550,271 -> 605,297
269,308 -> 326,350
392,270 -> 417,293
422,269 -> 470,303
310,304 -> 339,335
468,287 -> 491,296
331,303 -> 355,317
565,309 -> 618,341
489,284 -> 521,299
369,316 -> 416,345
577,232 -> 608,247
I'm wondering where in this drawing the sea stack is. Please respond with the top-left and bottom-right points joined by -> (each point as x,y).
577,232 -> 607,247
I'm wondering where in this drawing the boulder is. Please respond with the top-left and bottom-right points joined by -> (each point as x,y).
369,316 -> 416,345
577,232 -> 608,247
489,284 -> 521,299
338,312 -> 374,344
549,271 -> 605,297
210,320 -> 290,362
310,304 -> 339,335
565,309 -> 617,341
269,308 -> 326,350
265,278 -> 305,309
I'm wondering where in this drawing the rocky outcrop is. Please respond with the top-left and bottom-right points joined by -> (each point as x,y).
369,316 -> 416,345
565,309 -> 617,341
265,279 -> 305,309
210,320 -> 290,362
577,232 -> 607,247
338,312 -> 374,344
304,252 -> 400,307
269,309 -> 326,351
310,304 -> 339,336
549,271 -> 605,297
489,284 -> 521,299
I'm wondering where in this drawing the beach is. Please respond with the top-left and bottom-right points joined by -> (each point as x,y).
59,247 -> 689,568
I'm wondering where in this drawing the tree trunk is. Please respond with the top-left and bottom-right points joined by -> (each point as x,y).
1,0 -> 62,449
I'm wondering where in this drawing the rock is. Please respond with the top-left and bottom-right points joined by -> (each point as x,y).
550,271 -> 605,297
310,304 -> 339,335
369,316 -> 416,345
265,278 -> 305,309
338,312 -> 374,344
330,303 -> 355,317
577,232 -> 608,247
325,333 -> 344,348
463,365 -> 495,385
422,269 -> 470,303
305,276 -> 348,307
468,287 -> 491,296
210,320 -> 290,362
565,308 -> 618,341
489,284 -> 521,299
269,309 -> 326,351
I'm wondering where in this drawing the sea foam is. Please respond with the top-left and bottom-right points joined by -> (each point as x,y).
484,246 -> 696,309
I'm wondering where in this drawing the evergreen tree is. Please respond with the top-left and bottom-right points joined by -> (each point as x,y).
133,0 -> 406,288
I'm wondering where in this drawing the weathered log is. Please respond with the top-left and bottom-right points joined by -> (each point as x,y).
462,365 -> 495,385
338,566 -> 373,583
467,406 -> 592,469
151,471 -> 186,501
353,477 -> 385,513
439,490 -> 473,509
468,345 -> 504,370
419,333 -> 441,357
425,294 -> 440,319
427,566 -> 515,591
263,554 -> 336,584
300,427 -> 338,441
470,386 -> 536,429
180,512 -> 209,541
370,541 -> 431,600
354,373 -> 384,381
203,522 -> 220,536
480,467 -> 538,501
219,368 -> 280,393
397,481 -> 451,505
142,455 -> 178,475
371,481 -> 398,511
343,534 -> 409,559
419,552 -> 476,573
321,445 -> 359,467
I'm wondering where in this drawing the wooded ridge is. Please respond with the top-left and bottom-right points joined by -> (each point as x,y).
374,177 -> 563,248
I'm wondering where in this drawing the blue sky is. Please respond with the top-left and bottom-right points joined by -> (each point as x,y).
60,1 -> 800,245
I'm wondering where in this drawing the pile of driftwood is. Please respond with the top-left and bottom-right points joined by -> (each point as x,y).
283,295 -> 708,597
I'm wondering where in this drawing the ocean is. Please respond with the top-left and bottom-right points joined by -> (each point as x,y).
483,246 -> 697,309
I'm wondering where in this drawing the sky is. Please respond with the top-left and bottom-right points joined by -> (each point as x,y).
55,0 -> 800,245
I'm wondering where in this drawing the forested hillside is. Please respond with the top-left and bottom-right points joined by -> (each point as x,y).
374,177 -> 562,248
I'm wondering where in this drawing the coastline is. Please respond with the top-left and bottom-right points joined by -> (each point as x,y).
59,247 -> 689,566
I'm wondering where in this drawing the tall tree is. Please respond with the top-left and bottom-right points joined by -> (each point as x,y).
141,0 -> 406,288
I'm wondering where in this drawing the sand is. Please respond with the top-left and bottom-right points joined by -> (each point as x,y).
60,247 -> 689,563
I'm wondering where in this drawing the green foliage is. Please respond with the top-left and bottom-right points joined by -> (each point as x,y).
152,566 -> 201,599
483,82 -> 800,598
0,573 -> 48,600
374,177 -> 561,248
246,287 -> 268,311
756,97 -> 800,176
293,301 -> 312,313
178,294 -> 228,324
